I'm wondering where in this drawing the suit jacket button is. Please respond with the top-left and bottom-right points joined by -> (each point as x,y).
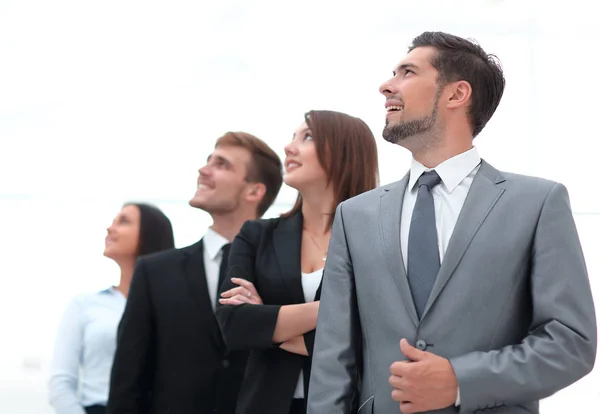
416,339 -> 427,350
222,359 -> 230,368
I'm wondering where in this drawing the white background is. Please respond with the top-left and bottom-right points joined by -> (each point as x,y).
1,0 -> 598,412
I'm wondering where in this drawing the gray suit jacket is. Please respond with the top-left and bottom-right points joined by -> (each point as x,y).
307,160 -> 597,414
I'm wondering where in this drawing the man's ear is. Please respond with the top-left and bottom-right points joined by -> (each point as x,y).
246,183 -> 266,202
446,80 -> 472,109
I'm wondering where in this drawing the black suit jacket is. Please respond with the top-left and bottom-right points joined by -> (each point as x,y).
107,240 -> 247,414
215,213 -> 321,414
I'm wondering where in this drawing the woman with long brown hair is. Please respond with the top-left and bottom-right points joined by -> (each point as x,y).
216,110 -> 379,414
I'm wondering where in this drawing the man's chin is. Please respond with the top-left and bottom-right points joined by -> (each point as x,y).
189,197 -> 205,209
382,126 -> 401,144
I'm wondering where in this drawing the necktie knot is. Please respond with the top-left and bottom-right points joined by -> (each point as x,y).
221,243 -> 231,258
417,170 -> 441,190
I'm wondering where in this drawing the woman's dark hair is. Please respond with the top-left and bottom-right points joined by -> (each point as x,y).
281,110 -> 379,229
124,203 -> 175,256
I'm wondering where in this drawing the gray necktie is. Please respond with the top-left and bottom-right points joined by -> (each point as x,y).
407,170 -> 442,319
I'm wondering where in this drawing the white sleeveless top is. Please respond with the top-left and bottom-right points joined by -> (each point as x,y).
293,268 -> 324,399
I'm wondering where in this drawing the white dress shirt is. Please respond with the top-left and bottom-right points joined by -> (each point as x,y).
293,268 -> 324,399
401,147 -> 481,269
203,227 -> 231,310
400,146 -> 482,406
49,287 -> 126,414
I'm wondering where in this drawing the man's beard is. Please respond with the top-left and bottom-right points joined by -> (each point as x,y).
382,89 -> 441,144
189,187 -> 243,215
382,112 -> 437,144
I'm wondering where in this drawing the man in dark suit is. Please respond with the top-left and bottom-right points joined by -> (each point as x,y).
107,132 -> 283,414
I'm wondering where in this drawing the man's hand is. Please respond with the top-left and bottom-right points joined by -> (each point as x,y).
389,339 -> 458,413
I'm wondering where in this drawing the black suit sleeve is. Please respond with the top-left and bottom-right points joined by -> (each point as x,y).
303,330 -> 317,355
302,282 -> 322,356
107,258 -> 155,414
216,220 -> 282,351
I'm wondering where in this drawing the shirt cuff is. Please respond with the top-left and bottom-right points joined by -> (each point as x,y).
455,386 -> 461,406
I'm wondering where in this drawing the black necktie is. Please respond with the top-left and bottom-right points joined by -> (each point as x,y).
217,243 -> 231,296
407,170 -> 442,319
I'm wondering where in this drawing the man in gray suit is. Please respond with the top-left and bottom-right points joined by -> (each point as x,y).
307,31 -> 597,414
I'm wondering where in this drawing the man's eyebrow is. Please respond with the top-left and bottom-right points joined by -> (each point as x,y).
207,154 -> 230,164
393,63 -> 419,75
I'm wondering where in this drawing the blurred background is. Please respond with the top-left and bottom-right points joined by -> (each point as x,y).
1,0 -> 598,412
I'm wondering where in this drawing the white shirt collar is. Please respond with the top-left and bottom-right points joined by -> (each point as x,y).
204,227 -> 230,261
408,147 -> 481,193
101,286 -> 126,299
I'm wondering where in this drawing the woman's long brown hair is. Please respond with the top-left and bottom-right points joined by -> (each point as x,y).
281,110 -> 379,229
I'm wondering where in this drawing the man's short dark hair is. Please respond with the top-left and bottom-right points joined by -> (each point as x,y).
410,31 -> 506,137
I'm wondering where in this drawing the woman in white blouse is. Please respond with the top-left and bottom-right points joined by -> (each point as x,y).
49,203 -> 175,414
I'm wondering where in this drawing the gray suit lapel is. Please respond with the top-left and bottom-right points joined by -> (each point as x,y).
422,160 -> 506,319
379,173 -> 419,327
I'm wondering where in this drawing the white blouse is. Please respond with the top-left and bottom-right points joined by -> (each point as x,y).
293,268 -> 324,399
49,287 -> 126,413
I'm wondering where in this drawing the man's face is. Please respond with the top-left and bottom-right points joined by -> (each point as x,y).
189,145 -> 253,215
379,46 -> 443,144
